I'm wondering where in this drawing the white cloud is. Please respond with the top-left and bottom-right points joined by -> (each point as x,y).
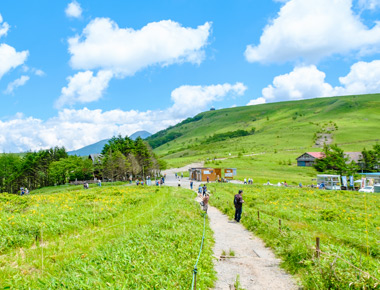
247,97 -> 266,106
337,60 -> 380,95
56,18 -> 211,108
0,82 -> 246,152
65,1 -> 82,18
358,0 -> 380,10
261,60 -> 380,101
68,18 -> 211,76
55,70 -> 113,108
0,44 -> 29,79
0,108 -> 177,152
4,75 -> 30,94
34,69 -> 45,76
169,82 -> 247,117
0,14 -> 10,38
262,65 -> 335,100
245,0 -> 380,63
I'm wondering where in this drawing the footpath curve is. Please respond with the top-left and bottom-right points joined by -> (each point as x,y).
162,166 -> 298,289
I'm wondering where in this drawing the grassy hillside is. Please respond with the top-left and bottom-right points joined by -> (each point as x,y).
0,185 -> 215,288
149,94 -> 380,183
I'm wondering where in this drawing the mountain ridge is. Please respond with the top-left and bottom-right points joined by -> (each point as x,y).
68,130 -> 152,156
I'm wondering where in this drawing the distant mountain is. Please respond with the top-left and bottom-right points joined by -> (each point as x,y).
67,130 -> 152,156
129,130 -> 152,140
68,139 -> 110,156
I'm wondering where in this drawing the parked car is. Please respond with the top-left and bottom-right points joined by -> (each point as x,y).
358,186 -> 374,193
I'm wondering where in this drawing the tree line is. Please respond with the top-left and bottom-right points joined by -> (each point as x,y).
0,136 -> 165,194
314,144 -> 380,175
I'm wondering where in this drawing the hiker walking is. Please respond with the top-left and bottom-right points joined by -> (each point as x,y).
202,193 -> 210,213
190,180 -> 193,190
234,189 -> 244,222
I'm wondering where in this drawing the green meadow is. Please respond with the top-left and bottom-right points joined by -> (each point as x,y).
208,183 -> 380,289
0,186 -> 215,289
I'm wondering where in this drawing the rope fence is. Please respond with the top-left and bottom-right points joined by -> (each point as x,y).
191,212 -> 207,290
248,208 -> 379,283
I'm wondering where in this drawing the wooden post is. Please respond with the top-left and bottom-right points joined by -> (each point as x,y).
316,237 -> 320,258
257,210 -> 260,221
41,227 -> 44,273
279,219 -> 282,232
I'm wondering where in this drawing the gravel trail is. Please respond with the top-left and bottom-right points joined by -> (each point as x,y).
208,205 -> 298,289
162,168 -> 298,289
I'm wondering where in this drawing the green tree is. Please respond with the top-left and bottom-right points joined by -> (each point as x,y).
102,150 -> 129,181
49,156 -> 94,185
0,154 -> 22,193
361,144 -> 380,172
314,144 -> 358,175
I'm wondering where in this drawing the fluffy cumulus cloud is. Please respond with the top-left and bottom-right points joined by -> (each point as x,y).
68,18 -> 211,75
337,60 -> 380,95
262,65 -> 335,100
169,83 -> 247,117
0,108 -> 174,152
55,70 -> 113,108
65,1 -> 82,18
245,0 -> 380,63
247,97 -> 266,106
4,75 -> 30,94
1,82 -> 246,152
0,14 -> 10,37
0,44 -> 29,79
58,18 -> 212,107
261,60 -> 380,101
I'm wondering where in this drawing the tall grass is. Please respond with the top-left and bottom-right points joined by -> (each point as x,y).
0,186 -> 215,288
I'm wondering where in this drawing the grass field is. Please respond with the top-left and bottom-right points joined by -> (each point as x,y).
150,94 -> 380,183
0,185 -> 215,288
208,183 -> 380,289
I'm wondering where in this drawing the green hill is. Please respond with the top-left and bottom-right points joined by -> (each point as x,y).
148,94 -> 380,184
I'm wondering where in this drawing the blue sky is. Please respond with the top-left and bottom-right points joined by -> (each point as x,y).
0,0 -> 380,152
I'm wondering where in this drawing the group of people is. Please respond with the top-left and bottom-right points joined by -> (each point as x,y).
175,173 -> 183,179
20,187 -> 29,195
197,184 -> 210,213
243,178 -> 253,184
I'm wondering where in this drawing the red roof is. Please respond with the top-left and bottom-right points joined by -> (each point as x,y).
307,152 -> 325,159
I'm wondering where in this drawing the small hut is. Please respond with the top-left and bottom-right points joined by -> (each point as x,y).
188,168 -> 218,182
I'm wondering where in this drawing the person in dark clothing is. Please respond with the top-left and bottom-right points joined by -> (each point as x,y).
202,184 -> 207,196
234,189 -> 244,222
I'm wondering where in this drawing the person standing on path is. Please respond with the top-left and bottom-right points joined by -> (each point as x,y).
190,180 -> 193,189
202,193 -> 209,213
202,184 -> 207,196
234,189 -> 244,222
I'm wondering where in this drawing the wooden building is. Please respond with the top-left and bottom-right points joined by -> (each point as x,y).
296,152 -> 325,167
297,152 -> 363,167
189,168 -> 221,182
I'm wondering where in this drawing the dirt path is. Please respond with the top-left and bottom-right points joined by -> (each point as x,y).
163,171 -> 298,289
207,205 -> 298,289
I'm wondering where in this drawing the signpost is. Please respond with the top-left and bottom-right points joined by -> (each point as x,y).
224,168 -> 237,180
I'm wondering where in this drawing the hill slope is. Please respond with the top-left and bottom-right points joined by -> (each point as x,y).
148,94 -> 380,183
